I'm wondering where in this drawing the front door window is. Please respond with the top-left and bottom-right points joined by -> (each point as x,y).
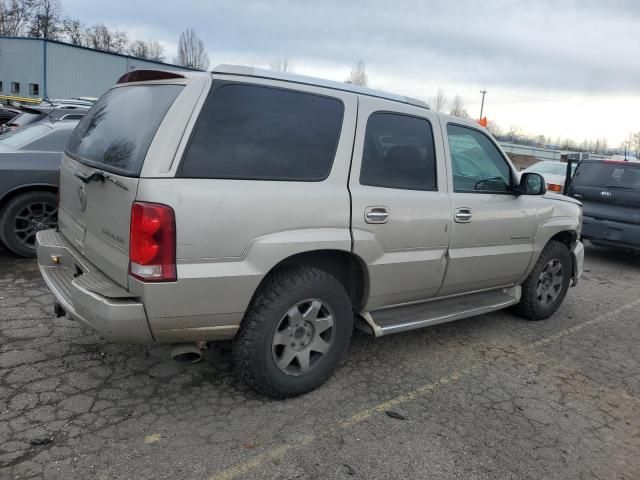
447,124 -> 512,193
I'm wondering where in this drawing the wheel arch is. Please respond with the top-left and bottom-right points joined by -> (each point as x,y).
0,183 -> 58,213
251,249 -> 370,313
520,217 -> 580,282
548,230 -> 577,249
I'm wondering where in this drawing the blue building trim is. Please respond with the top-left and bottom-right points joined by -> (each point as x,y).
0,35 -> 203,72
43,39 -> 47,99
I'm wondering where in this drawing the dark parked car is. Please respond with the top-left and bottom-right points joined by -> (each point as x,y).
0,102 -> 89,133
0,121 -> 78,257
566,159 -> 640,251
0,106 -> 20,125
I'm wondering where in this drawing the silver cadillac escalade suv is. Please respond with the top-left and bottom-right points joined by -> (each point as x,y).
36,66 -> 584,398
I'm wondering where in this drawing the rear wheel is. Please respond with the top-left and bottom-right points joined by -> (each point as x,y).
513,240 -> 571,321
233,266 -> 353,398
0,191 -> 58,258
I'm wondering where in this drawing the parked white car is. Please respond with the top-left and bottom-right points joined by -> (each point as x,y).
523,161 -> 576,193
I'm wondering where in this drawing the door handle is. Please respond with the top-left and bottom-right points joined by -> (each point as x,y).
454,207 -> 472,223
365,206 -> 389,224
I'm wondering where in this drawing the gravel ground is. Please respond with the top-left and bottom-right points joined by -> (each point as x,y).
0,244 -> 639,479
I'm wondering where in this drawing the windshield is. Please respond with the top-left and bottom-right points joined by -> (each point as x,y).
0,124 -> 52,150
572,162 -> 640,191
66,84 -> 183,176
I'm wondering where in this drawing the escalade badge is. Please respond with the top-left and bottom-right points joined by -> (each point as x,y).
77,183 -> 87,211
600,191 -> 612,199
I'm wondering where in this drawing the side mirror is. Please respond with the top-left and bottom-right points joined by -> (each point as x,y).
515,172 -> 546,195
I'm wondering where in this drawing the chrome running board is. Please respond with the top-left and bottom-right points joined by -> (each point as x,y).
365,286 -> 521,337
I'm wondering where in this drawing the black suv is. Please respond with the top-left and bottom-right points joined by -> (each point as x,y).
567,159 -> 640,251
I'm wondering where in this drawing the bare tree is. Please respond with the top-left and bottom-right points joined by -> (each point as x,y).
631,133 -> 640,158
345,60 -> 368,87
270,57 -> 294,73
506,125 -> 524,142
28,0 -> 61,39
0,0 -> 35,36
485,119 -> 502,137
431,89 -> 447,112
448,95 -> 470,118
84,23 -> 128,53
175,28 -> 209,70
61,17 -> 83,45
129,38 -> 165,62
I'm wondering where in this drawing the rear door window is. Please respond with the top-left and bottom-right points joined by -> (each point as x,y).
359,112 -> 437,191
178,83 -> 344,181
66,84 -> 183,176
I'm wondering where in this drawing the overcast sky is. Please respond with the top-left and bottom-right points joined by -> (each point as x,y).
64,0 -> 640,145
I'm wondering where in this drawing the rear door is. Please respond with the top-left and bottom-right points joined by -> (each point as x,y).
350,98 -> 450,311
59,80 -> 190,287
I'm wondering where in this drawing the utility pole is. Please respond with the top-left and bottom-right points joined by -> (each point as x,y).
479,89 -> 487,119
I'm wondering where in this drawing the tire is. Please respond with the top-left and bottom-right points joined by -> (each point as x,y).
513,240 -> 572,321
233,265 -> 353,398
0,191 -> 58,258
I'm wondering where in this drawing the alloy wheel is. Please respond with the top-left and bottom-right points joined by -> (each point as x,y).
536,259 -> 564,306
271,298 -> 336,376
12,201 -> 57,249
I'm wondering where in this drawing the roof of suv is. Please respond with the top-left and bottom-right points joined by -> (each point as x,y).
212,64 -> 430,110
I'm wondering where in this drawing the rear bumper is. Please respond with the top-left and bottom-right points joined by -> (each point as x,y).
581,216 -> 640,250
36,229 -> 153,344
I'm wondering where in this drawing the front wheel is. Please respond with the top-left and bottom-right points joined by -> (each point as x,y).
513,240 -> 572,321
233,266 -> 353,398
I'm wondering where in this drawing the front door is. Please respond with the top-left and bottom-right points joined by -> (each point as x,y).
350,98 -> 451,311
439,121 -> 537,296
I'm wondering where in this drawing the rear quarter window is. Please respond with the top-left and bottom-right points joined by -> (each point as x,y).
66,84 -> 183,176
178,83 -> 344,181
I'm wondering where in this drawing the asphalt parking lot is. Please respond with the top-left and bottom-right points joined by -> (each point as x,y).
0,245 -> 639,480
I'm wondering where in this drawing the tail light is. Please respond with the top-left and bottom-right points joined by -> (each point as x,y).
129,202 -> 176,282
546,183 -> 562,192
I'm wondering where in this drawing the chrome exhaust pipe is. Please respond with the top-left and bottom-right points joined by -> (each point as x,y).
170,343 -> 203,364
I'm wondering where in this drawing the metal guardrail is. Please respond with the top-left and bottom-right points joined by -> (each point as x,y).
498,142 -> 607,162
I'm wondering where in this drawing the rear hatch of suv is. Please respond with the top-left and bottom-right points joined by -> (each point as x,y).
567,160 -> 640,247
58,80 -> 185,287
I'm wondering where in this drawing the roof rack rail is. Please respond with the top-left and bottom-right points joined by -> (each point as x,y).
212,64 -> 429,110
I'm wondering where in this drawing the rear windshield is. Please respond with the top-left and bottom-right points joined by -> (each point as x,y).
0,124 -> 52,149
66,84 -> 183,176
572,162 -> 640,191
8,111 -> 44,127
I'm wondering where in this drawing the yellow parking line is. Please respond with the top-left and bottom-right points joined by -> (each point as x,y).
209,298 -> 640,480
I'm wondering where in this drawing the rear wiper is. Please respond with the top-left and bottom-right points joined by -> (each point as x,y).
75,170 -> 128,190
